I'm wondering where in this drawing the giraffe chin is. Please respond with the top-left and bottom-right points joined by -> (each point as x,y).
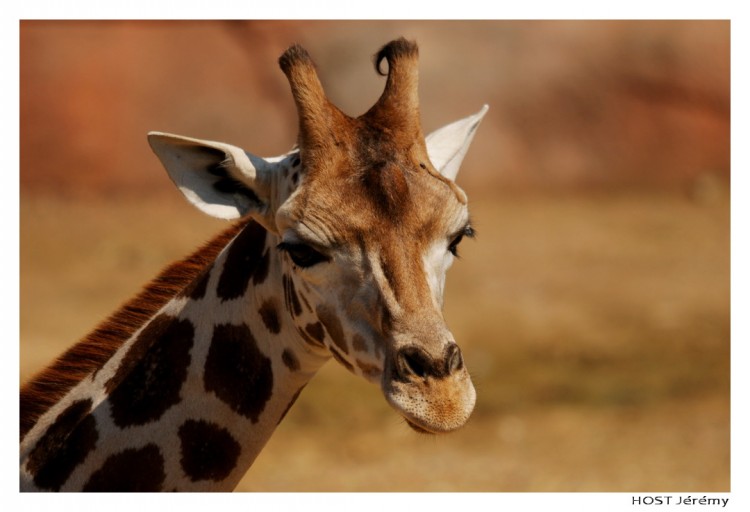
405,419 -> 438,435
394,404 -> 473,435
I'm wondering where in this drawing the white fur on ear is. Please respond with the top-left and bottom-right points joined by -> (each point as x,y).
425,105 -> 489,181
148,132 -> 277,221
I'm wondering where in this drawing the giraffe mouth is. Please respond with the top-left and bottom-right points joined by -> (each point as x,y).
405,418 -> 438,435
384,377 -> 476,434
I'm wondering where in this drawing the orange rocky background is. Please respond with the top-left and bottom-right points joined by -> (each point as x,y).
21,20 -> 728,196
20,21 -> 730,492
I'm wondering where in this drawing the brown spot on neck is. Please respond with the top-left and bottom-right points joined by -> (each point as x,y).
281,349 -> 300,372
301,322 -> 326,348
203,323 -> 273,423
216,222 -> 268,301
106,316 -> 195,428
178,419 -> 241,483
26,399 -> 98,491
258,298 -> 282,334
83,444 -> 166,491
283,274 -> 303,317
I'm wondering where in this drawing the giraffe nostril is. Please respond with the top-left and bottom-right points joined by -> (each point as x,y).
445,343 -> 463,375
396,344 -> 464,380
397,347 -> 430,380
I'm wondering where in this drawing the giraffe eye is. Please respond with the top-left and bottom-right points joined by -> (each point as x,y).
448,225 -> 475,257
278,242 -> 329,268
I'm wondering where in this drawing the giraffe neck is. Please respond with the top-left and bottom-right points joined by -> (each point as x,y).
20,219 -> 330,491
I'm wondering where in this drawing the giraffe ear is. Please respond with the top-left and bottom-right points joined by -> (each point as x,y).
425,104 -> 489,181
148,132 -> 279,228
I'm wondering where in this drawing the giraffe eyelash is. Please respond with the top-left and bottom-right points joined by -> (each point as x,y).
448,225 -> 475,257
277,242 -> 330,268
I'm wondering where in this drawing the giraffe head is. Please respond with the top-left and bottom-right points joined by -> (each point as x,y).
148,39 -> 487,434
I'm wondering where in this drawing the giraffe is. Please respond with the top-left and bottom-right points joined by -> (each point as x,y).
20,38 -> 488,492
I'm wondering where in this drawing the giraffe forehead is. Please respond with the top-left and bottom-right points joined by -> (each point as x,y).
285,159 -> 468,247
280,111 -> 466,235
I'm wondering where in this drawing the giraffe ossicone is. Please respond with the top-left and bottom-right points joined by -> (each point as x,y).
20,38 -> 488,491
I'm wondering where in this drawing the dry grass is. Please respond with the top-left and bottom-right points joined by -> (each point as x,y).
19,189 -> 730,491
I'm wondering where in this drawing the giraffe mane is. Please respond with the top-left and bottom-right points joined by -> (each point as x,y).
20,218 -> 252,441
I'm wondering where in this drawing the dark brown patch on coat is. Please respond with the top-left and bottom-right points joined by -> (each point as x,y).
178,419 -> 241,482
258,298 -> 281,334
316,305 -> 348,354
329,346 -> 354,373
303,322 -> 326,347
282,274 -> 303,317
26,399 -> 98,491
20,220 -> 248,441
179,266 -> 212,300
82,444 -> 165,491
103,314 -> 170,394
297,325 -> 325,349
216,222 -> 267,301
106,316 -> 194,428
204,324 -> 273,423
356,359 -> 382,379
253,249 -> 271,286
281,349 -> 300,372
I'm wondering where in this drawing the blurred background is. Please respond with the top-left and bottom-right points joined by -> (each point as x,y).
20,20 -> 729,491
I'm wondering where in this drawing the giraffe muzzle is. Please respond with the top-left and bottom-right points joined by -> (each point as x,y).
383,342 -> 476,434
